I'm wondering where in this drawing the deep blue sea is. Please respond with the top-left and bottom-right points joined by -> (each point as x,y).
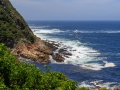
27,21 -> 120,89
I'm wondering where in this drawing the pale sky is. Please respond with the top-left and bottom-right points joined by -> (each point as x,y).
9,0 -> 120,20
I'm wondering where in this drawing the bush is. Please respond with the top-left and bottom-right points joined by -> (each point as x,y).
0,0 -> 35,48
75,87 -> 90,90
0,43 -> 80,90
99,88 -> 108,90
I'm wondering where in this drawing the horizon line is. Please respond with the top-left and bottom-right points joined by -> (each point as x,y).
26,20 -> 120,21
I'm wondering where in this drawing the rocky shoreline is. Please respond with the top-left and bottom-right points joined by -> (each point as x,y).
12,37 -> 72,63
11,38 -> 120,90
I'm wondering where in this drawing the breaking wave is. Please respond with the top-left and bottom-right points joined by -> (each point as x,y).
28,21 -> 120,90
73,30 -> 120,34
31,28 -> 111,70
32,29 -> 64,34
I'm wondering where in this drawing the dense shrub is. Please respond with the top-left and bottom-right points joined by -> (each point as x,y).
0,43 -> 83,90
0,0 -> 35,48
99,88 -> 108,90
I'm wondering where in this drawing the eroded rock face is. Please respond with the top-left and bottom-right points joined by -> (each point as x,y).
12,38 -> 52,63
12,37 -> 74,63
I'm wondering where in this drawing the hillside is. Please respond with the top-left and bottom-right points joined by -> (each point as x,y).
0,0 -> 35,48
0,1 -> 81,89
0,0 -> 55,63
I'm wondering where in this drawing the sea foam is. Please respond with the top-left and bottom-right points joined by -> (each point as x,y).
31,28 -> 106,70
73,30 -> 120,34
32,29 -> 63,34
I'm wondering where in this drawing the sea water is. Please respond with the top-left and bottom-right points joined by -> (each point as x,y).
27,20 -> 120,89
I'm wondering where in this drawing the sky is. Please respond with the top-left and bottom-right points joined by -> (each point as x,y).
9,0 -> 120,20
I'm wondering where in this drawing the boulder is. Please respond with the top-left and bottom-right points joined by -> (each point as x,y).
52,53 -> 65,62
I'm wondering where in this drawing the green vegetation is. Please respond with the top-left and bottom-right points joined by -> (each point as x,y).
0,43 -> 89,90
0,1 -> 90,89
99,88 -> 108,90
0,0 -> 116,90
0,0 -> 35,48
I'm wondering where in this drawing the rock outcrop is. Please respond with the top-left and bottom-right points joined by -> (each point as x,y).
0,0 -> 52,63
0,0 -> 72,63
12,38 -> 53,63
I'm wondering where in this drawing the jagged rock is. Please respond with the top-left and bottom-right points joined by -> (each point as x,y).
52,53 -> 65,62
12,37 -> 53,63
58,48 -> 72,58
44,41 -> 58,51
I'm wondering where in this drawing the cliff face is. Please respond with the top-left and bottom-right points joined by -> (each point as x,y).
0,0 -> 68,63
0,0 -> 35,48
0,0 -> 55,63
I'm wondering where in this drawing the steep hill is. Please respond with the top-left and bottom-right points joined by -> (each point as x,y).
0,0 -> 54,63
0,0 -> 67,63
0,0 -> 35,48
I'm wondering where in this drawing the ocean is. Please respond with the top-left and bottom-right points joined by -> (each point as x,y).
27,20 -> 120,89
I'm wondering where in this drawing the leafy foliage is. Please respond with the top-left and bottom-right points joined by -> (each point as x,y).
0,0 -> 35,48
0,44 -> 83,90
99,88 -> 108,90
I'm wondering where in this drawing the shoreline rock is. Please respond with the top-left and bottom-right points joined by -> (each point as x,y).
12,38 -> 72,63
12,38 -> 51,63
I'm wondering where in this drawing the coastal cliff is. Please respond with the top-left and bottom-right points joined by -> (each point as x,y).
0,0 -> 54,63
0,0 -> 69,63
0,1 -> 81,89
